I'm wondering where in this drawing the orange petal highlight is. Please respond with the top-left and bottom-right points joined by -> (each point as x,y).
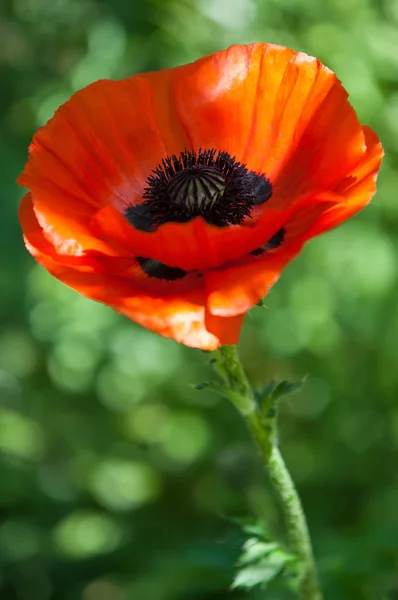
303,126 -> 384,239
20,193 -> 235,350
205,310 -> 245,346
18,74 -> 191,224
205,243 -> 302,317
173,44 -> 273,161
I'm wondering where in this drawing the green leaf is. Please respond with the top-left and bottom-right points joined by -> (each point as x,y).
255,379 -> 278,400
232,518 -> 299,591
239,539 -> 280,565
232,558 -> 284,590
271,379 -> 305,401
232,547 -> 297,590
255,377 -> 306,416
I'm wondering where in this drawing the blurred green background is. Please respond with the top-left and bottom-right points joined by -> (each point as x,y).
1,0 -> 398,598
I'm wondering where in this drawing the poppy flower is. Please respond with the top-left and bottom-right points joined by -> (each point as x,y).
18,43 -> 383,350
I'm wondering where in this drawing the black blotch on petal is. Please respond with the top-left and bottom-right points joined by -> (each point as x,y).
136,257 -> 187,281
263,227 -> 285,250
251,228 -> 285,256
251,247 -> 265,256
125,204 -> 155,232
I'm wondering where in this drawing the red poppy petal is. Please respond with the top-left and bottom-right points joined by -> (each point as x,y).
173,43 -> 283,160
25,242 -> 221,350
302,126 -> 384,239
273,79 -> 366,200
95,254 -> 205,298
91,192 -> 328,271
242,47 -> 334,175
41,255 -> 220,349
204,310 -> 245,346
90,203 -> 291,270
280,192 -> 339,244
30,190 -> 123,257
21,194 -> 224,350
18,72 -> 191,220
20,192 -> 97,266
267,128 -> 382,246
171,42 -> 368,255
90,205 -> 224,269
204,123 -> 382,320
20,192 -> 52,254
172,43 -> 365,189
205,243 -> 302,317
125,300 -> 222,350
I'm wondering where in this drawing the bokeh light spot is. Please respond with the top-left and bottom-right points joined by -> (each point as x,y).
109,326 -> 181,379
0,409 -> 44,460
53,511 -> 123,559
159,412 -> 211,464
96,364 -> 146,412
124,403 -> 171,444
70,19 -> 127,90
323,223 -> 397,298
89,459 -> 162,512
199,0 -> 256,29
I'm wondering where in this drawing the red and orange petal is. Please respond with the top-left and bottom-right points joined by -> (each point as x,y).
20,193 -> 244,349
18,43 -> 383,349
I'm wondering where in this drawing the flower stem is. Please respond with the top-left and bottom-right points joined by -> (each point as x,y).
213,345 -> 322,600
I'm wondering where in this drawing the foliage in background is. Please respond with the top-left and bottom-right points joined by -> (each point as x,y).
1,0 -> 398,598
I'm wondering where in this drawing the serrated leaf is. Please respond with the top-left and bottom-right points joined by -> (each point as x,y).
239,539 -> 279,565
254,380 -> 277,408
257,379 -> 277,397
271,379 -> 304,401
232,552 -> 287,590
255,378 -> 305,416
232,518 -> 300,591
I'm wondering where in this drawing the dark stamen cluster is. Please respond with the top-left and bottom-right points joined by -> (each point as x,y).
125,149 -> 272,231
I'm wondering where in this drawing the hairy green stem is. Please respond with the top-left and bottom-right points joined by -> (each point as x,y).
214,345 -> 322,600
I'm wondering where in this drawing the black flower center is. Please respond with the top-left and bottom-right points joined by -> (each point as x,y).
125,149 -> 272,232
167,164 -> 225,210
